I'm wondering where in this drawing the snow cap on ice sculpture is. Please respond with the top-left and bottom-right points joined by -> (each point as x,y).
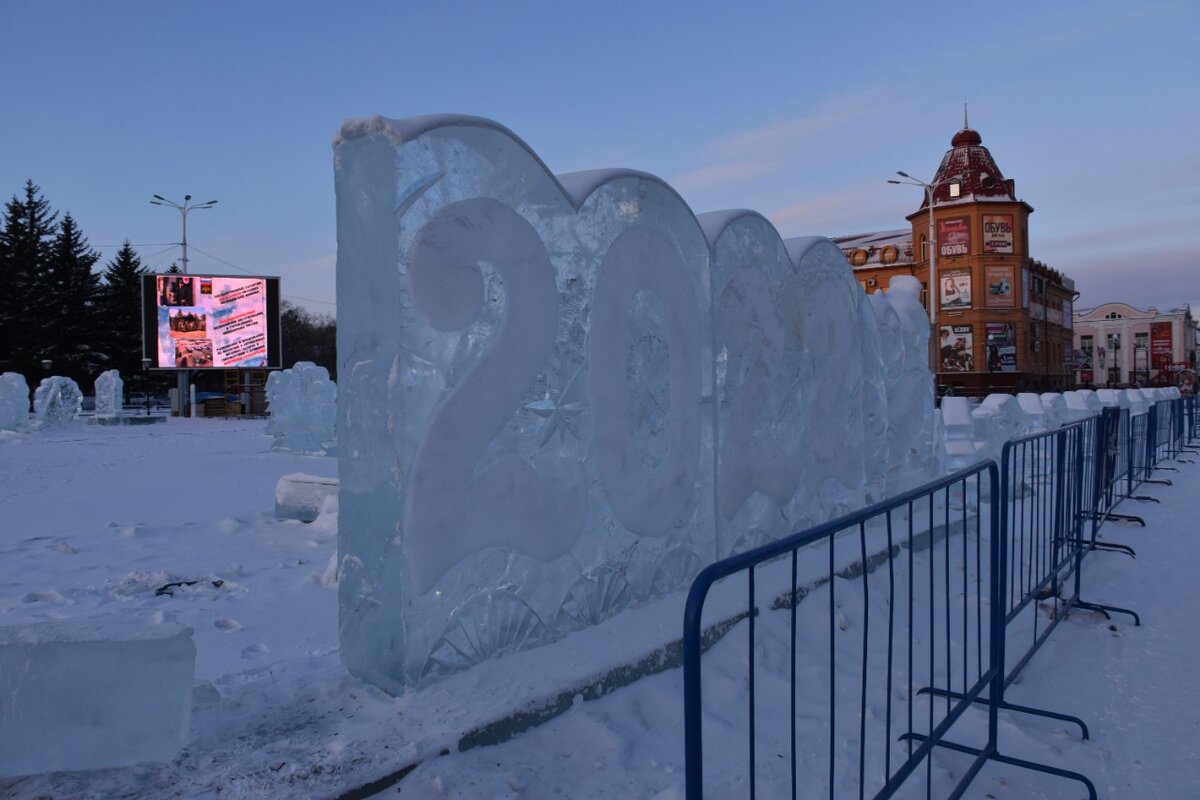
333,114 -> 933,692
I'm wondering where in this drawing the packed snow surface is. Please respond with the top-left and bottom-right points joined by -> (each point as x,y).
1,417 -> 1198,798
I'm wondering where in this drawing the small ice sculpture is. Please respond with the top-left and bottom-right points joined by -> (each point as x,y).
265,362 -> 337,454
0,372 -> 29,431
937,396 -> 985,473
33,376 -> 83,430
94,369 -> 124,420
1039,393 -> 1066,427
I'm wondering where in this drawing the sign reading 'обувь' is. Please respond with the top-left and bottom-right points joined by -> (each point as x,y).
332,115 -> 935,692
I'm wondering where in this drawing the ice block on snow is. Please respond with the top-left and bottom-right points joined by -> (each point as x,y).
0,617 -> 195,777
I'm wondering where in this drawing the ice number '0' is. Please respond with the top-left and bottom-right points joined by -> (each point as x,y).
589,226 -> 702,537
404,199 -> 587,595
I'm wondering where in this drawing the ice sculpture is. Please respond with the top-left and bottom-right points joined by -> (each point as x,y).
0,372 -> 29,431
0,617 -> 194,776
265,362 -> 337,454
33,376 -> 82,430
937,396 -> 986,473
703,211 -> 808,556
1040,393 -> 1067,427
878,277 -> 936,488
1016,392 -> 1050,433
333,114 -> 935,691
94,370 -> 124,420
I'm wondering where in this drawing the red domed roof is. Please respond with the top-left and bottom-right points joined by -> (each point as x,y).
951,128 -> 982,147
912,125 -> 1021,210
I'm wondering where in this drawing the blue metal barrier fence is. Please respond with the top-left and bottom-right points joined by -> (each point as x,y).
683,459 -> 1097,799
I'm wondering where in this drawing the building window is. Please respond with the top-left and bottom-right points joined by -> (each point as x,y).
1105,311 -> 1123,320
1135,332 -> 1148,350
1080,335 -> 1094,358
1108,366 -> 1121,385
1107,332 -> 1121,352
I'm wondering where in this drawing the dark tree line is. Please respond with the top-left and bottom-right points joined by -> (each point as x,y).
0,180 -> 339,392
281,302 -> 337,381
0,180 -> 147,388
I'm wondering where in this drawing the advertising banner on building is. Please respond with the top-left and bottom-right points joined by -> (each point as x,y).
985,322 -> 1017,372
938,217 -> 970,257
940,324 -> 974,371
940,269 -> 972,309
982,214 -> 1014,253
984,264 -> 1015,308
1151,322 -> 1173,369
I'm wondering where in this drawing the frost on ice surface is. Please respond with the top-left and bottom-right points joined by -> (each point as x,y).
333,115 -> 936,691
94,369 -> 124,420
265,362 -> 337,454
33,376 -> 83,430
0,372 -> 30,431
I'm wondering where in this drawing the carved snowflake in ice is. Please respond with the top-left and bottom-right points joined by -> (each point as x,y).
523,363 -> 584,447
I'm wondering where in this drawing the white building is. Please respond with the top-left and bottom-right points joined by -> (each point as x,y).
1073,302 -> 1198,388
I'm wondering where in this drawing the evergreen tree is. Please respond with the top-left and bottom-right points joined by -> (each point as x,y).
42,212 -> 102,384
281,301 -> 338,379
98,240 -> 149,379
0,181 -> 58,378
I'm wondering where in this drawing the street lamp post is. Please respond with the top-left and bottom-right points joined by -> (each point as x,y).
151,194 -> 217,417
141,357 -> 153,416
888,172 -> 961,388
150,194 -> 217,274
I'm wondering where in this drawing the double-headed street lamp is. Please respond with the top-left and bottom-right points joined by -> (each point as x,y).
888,171 -> 961,380
149,194 -> 218,274
150,194 -> 217,418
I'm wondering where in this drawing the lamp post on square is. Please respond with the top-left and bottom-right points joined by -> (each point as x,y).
888,172 -> 962,390
150,194 -> 218,416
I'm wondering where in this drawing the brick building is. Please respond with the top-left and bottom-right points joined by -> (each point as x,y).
834,124 -> 1077,395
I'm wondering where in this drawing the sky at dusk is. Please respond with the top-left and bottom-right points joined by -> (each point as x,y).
2,0 -> 1196,316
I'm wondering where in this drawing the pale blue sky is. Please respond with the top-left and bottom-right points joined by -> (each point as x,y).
2,0 -> 1196,315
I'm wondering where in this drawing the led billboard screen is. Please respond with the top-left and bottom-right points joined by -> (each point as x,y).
142,274 -> 281,369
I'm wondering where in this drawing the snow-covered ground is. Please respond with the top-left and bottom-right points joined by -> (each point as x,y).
1,417 -> 1197,798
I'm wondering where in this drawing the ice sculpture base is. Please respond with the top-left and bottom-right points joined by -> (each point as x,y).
0,617 -> 195,777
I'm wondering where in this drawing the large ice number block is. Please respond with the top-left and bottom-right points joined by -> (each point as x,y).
334,115 -> 934,691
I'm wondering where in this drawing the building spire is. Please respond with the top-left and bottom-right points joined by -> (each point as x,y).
963,103 -> 969,130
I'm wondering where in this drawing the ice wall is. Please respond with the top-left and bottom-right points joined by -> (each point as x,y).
265,361 -> 337,454
33,376 -> 82,430
0,372 -> 29,431
334,115 -> 936,691
94,369 -> 124,420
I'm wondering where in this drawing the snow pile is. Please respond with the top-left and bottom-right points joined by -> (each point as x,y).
32,376 -> 82,430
